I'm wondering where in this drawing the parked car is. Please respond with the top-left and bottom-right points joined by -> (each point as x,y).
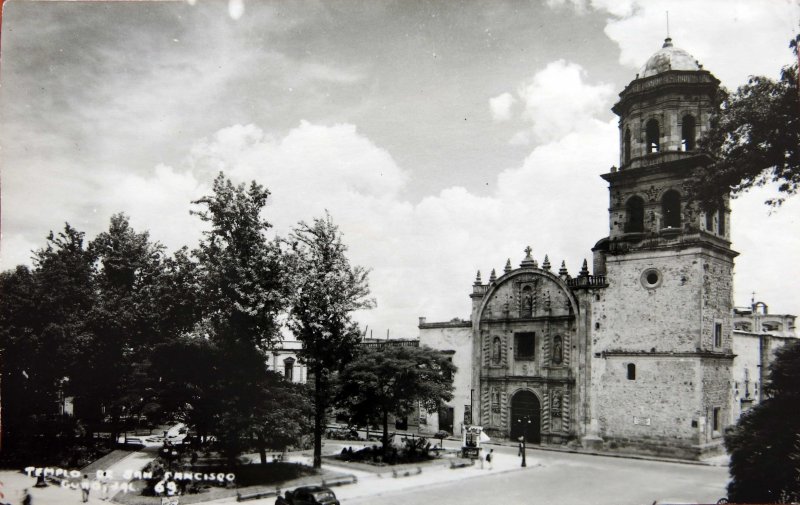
326,427 -> 359,441
275,486 -> 339,505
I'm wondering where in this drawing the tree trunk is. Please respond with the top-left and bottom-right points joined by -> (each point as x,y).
382,408 -> 389,458
257,433 -> 267,465
313,369 -> 323,469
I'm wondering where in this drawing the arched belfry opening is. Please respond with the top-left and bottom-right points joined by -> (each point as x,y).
646,119 -> 660,153
510,390 -> 541,444
681,115 -> 696,151
625,196 -> 645,233
623,127 -> 632,164
661,190 -> 681,229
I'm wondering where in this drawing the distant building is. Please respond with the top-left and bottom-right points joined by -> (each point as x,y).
271,337 -> 421,384
269,339 -> 307,383
417,38 -> 797,459
731,300 -> 797,419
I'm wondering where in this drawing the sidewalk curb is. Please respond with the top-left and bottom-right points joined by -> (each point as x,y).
481,440 -> 727,467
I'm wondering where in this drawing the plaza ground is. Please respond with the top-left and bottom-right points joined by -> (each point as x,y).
0,437 -> 729,505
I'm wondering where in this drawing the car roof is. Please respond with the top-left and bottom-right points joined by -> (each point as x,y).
297,486 -> 327,492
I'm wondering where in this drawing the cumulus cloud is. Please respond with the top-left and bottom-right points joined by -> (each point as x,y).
1,51 -> 620,335
730,186 -> 800,315
551,0 -> 798,88
489,92 -> 516,121
508,130 -> 531,146
167,59 -> 619,335
517,60 -> 614,144
66,99 -> 611,337
228,0 -> 244,20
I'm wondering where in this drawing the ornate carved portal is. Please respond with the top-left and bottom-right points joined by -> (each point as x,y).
510,390 -> 541,444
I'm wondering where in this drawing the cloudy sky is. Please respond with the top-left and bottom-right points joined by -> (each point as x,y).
1,0 -> 799,337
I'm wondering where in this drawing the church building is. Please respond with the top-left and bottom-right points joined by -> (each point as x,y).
417,38 -> 790,459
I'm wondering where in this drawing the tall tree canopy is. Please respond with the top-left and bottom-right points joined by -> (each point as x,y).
287,213 -> 374,468
694,35 -> 799,207
724,340 -> 800,503
191,173 -> 289,351
81,214 -> 168,433
338,345 -> 456,455
0,225 -> 96,453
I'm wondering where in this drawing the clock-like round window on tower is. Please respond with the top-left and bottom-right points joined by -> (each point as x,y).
641,268 -> 663,289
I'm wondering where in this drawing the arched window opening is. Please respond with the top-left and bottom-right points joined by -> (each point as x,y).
284,357 -> 295,381
705,205 -> 716,231
625,196 -> 645,233
646,119 -> 660,153
624,127 -> 632,163
661,190 -> 681,229
717,204 -> 726,236
681,115 -> 696,151
627,363 -> 636,380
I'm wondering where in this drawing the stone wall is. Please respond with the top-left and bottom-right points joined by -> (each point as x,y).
594,249 -> 706,352
418,321 -> 472,435
593,355 -> 701,456
700,257 -> 734,352
699,357 -> 733,449
731,332 -> 761,421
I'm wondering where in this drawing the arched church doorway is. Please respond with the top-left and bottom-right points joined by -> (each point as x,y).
509,390 -> 541,444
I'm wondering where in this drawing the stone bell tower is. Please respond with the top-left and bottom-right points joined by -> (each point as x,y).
587,38 -> 738,458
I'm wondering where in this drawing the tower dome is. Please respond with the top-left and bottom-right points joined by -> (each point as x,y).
640,38 -> 701,78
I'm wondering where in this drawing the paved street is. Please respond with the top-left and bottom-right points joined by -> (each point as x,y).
336,443 -> 728,505
0,440 -> 729,505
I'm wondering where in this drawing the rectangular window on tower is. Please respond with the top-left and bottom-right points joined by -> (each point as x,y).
514,332 -> 535,360
714,322 -> 723,348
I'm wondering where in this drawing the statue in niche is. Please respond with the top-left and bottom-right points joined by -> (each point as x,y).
491,389 -> 500,413
552,336 -> 563,365
551,391 -> 562,418
521,285 -> 533,317
491,337 -> 502,365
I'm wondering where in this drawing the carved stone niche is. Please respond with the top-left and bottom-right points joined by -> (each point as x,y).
551,390 -> 563,418
515,277 -> 539,317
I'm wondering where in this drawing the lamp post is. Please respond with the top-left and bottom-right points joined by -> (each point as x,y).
517,416 -> 531,467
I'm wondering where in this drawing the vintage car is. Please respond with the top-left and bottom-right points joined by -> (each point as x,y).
275,486 -> 340,505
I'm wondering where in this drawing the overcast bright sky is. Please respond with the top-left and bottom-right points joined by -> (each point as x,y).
1,0 -> 799,337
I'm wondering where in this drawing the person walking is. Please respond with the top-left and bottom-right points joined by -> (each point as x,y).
80,475 -> 90,503
486,449 -> 494,470
99,472 -> 109,501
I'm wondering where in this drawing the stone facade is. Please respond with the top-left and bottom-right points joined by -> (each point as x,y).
417,38 -> 797,459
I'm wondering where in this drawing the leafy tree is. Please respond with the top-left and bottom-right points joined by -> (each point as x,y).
81,214 -> 168,437
694,35 -> 799,207
0,224 -> 95,456
150,336 -> 222,443
157,173 -> 294,467
248,371 -> 313,465
152,337 -> 312,467
287,213 -> 374,468
337,345 -> 456,457
725,340 -> 800,503
191,173 -> 289,351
